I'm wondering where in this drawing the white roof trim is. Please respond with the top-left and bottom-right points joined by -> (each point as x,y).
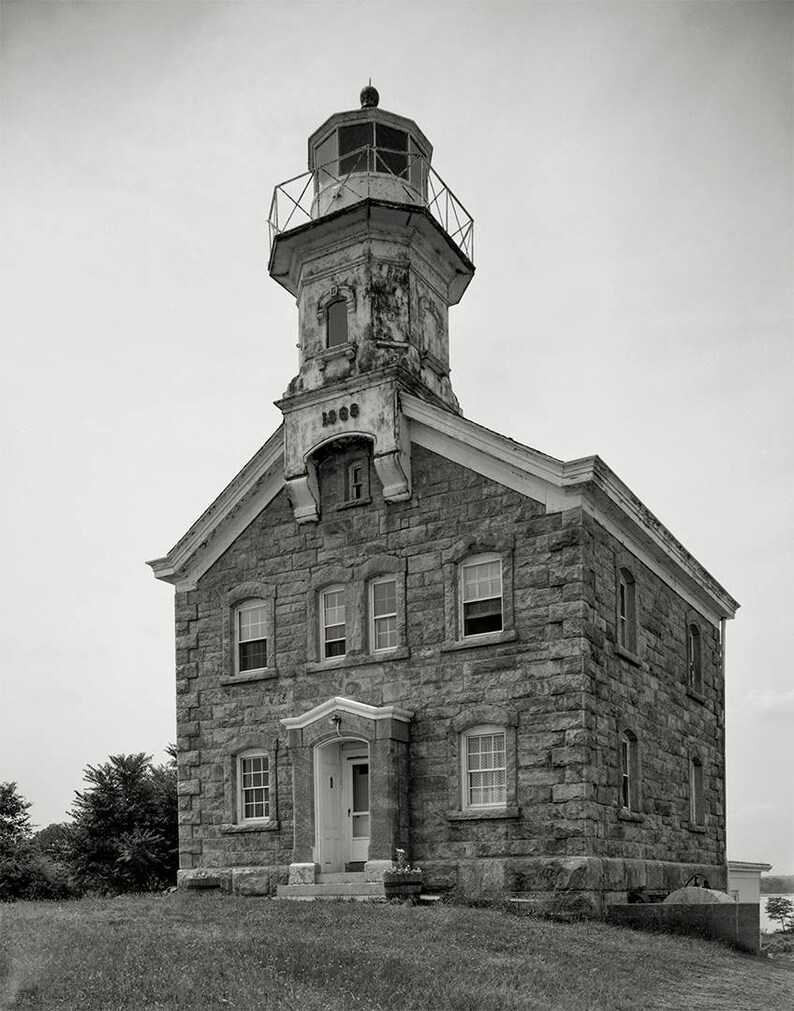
148,394 -> 737,620
280,696 -> 414,730
402,394 -> 738,620
147,426 -> 284,587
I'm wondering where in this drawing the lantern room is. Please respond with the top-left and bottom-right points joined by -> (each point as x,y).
308,85 -> 433,218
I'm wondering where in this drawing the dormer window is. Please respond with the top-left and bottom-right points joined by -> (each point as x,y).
327,298 -> 348,348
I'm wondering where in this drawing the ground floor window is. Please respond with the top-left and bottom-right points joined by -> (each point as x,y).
463,727 -> 506,809
239,752 -> 269,822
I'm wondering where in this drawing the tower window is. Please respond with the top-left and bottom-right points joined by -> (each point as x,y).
327,298 -> 349,348
346,459 -> 368,502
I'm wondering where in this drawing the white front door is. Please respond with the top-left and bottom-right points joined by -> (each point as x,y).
316,743 -> 343,872
315,740 -> 369,872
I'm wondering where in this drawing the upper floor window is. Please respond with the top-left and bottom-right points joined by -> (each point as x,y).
620,730 -> 639,812
321,586 -> 346,659
238,751 -> 270,823
327,298 -> 349,348
460,555 -> 503,637
462,726 -> 507,809
617,567 -> 637,654
236,601 -> 268,674
687,623 -> 702,694
370,577 -> 397,652
690,757 -> 705,826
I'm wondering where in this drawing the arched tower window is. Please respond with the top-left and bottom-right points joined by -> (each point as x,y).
327,298 -> 349,348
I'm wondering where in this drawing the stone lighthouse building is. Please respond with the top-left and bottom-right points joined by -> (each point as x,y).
149,87 -> 738,906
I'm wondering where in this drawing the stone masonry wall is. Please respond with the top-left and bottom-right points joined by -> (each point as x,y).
174,441 -> 725,898
581,510 -> 726,883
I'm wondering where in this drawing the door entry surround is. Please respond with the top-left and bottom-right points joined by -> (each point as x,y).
281,696 -> 413,883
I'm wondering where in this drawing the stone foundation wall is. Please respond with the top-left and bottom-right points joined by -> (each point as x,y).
606,902 -> 761,954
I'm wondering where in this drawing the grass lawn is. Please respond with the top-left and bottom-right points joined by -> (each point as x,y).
1,894 -> 792,1011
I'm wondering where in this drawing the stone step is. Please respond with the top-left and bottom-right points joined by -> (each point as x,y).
276,881 -> 385,900
317,871 -> 366,884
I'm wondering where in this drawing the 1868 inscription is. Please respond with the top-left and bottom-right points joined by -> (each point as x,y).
322,402 -> 359,427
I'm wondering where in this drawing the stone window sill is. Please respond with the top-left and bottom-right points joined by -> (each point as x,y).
317,342 -> 356,367
441,629 -> 517,654
687,823 -> 707,834
447,806 -> 520,821
220,669 -> 279,686
616,645 -> 641,667
336,497 -> 372,511
220,822 -> 280,834
686,689 -> 706,705
306,646 -> 410,673
375,339 -> 409,349
618,809 -> 644,823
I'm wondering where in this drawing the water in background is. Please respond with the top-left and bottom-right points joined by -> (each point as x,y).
760,893 -> 794,933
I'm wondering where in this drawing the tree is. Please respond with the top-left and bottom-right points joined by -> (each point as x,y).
68,751 -> 178,894
0,782 -> 73,900
766,896 -> 794,933
0,782 -> 32,848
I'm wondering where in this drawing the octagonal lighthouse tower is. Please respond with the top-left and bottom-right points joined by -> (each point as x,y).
268,85 -> 475,523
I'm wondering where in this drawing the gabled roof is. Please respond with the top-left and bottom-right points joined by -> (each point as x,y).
148,396 -> 738,623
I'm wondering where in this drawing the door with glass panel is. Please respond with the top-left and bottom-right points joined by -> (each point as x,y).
345,755 -> 370,864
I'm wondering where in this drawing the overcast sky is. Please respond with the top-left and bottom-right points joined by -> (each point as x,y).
2,0 -> 792,873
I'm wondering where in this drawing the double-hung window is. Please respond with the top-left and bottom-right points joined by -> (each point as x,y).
463,727 -> 507,809
461,555 -> 503,637
370,577 -> 397,652
322,586 -> 346,659
238,751 -> 269,822
236,601 -> 268,673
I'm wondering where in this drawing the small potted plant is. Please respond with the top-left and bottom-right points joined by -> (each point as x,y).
383,849 -> 422,901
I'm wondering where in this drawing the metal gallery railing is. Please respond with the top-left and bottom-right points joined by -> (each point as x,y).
268,146 -> 474,263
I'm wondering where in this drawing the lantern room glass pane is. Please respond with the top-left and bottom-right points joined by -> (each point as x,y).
338,123 -> 373,174
375,123 -> 408,177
